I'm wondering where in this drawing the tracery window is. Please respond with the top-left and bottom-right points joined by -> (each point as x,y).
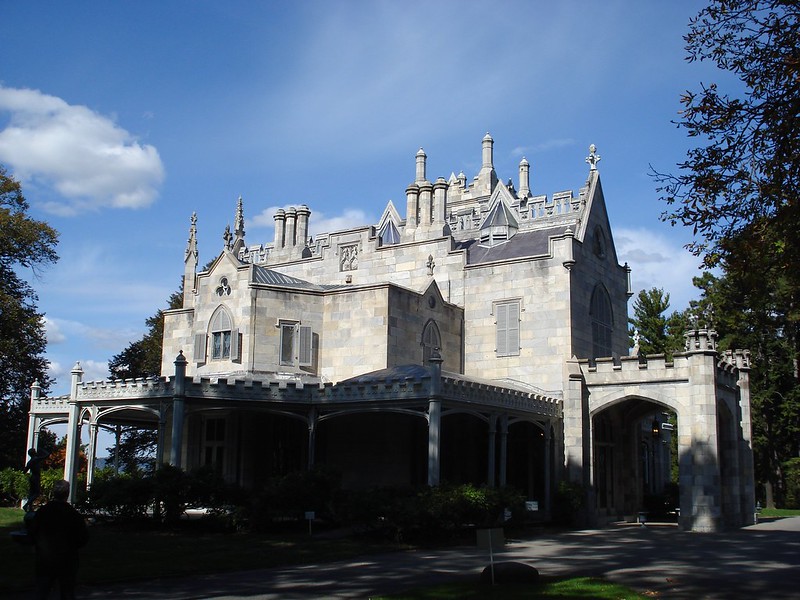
421,320 -> 441,365
591,285 -> 614,359
339,244 -> 359,271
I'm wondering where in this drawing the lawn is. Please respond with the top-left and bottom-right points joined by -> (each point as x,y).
374,578 -> 650,599
1,507 -> 408,594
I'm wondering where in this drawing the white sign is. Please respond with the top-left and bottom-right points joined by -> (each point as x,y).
525,501 -> 539,512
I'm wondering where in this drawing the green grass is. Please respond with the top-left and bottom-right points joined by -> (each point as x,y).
759,507 -> 800,518
373,577 -> 650,599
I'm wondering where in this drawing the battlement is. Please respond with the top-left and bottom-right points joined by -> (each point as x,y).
76,377 -> 174,400
30,395 -> 71,414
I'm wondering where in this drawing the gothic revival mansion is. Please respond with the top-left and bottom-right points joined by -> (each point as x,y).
28,135 -> 755,532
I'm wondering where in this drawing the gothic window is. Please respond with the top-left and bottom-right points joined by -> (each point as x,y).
421,320 -> 441,365
378,221 -> 400,246
339,244 -> 359,271
590,285 -> 614,359
203,306 -> 239,362
203,416 -> 225,471
592,227 -> 607,258
495,300 -> 520,357
279,320 -> 313,367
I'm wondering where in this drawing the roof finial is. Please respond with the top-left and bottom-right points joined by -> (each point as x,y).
585,144 -> 601,171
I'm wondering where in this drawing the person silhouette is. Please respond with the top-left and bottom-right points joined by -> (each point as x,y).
28,479 -> 89,600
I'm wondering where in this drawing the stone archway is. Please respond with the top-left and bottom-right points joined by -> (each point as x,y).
590,397 -> 678,523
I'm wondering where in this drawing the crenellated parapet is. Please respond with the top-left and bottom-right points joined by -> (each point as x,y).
30,395 -> 71,414
76,377 -> 174,401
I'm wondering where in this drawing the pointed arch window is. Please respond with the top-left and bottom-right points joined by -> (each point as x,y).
421,320 -> 441,365
199,306 -> 238,362
590,285 -> 613,359
379,220 -> 400,246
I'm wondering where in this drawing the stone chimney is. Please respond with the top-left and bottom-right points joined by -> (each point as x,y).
274,209 -> 286,248
518,157 -> 530,198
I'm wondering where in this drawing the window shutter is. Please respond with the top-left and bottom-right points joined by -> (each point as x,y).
496,302 -> 520,356
496,304 -> 509,355
230,328 -> 240,361
298,325 -> 313,366
194,333 -> 207,364
507,302 -> 520,354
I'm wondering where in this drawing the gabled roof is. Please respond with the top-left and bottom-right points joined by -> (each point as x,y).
463,225 -> 571,264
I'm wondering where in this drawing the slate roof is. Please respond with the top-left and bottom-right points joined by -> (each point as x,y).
251,265 -> 347,291
460,226 -> 570,265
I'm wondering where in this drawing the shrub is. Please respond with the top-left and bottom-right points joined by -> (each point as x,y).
0,468 -> 28,505
553,480 -> 586,527
784,458 -> 800,509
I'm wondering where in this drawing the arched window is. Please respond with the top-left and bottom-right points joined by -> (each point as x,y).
421,320 -> 441,365
590,285 -> 614,359
205,306 -> 238,361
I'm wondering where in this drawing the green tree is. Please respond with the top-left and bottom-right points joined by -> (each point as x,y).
655,1 -> 800,507
629,288 -> 687,359
0,166 -> 59,468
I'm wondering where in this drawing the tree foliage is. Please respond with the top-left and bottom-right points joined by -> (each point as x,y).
655,0 -> 800,269
628,288 -> 688,359
0,166 -> 59,468
655,1 -> 800,507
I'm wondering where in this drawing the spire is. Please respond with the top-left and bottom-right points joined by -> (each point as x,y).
232,196 -> 245,255
183,213 -> 198,307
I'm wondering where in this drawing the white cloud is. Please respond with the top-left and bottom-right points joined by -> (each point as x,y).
249,206 -> 373,238
615,227 -> 705,311
44,317 -> 66,345
48,359 -> 109,387
0,85 -> 164,215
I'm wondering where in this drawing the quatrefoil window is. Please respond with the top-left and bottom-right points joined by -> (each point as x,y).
215,277 -> 232,296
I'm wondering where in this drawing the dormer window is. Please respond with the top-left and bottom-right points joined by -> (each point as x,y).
479,200 -> 518,247
379,220 -> 400,246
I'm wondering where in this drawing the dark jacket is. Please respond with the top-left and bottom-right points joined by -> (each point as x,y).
28,501 -> 89,571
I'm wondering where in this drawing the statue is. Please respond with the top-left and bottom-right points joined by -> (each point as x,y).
23,447 -> 49,512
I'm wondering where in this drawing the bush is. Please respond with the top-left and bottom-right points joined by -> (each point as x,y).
339,484 -> 524,544
553,481 -> 586,527
784,458 -> 800,509
83,471 -> 154,520
0,468 -> 28,505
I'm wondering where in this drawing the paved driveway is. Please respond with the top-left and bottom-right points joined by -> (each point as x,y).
17,517 -> 800,599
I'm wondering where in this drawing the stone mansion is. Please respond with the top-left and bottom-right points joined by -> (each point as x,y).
28,134 -> 755,532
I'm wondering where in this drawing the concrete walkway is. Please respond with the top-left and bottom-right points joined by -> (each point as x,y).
33,517 -> 800,599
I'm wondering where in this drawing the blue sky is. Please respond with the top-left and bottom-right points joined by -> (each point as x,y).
2,1 -> 725,396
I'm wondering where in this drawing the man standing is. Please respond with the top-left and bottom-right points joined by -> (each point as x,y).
27,480 -> 89,600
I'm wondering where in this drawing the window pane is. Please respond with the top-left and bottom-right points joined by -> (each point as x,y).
280,324 -> 295,365
222,331 -> 231,359
212,332 -> 222,359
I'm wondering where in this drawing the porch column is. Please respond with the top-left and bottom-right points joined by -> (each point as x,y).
499,415 -> 508,487
427,399 -> 441,486
544,424 -> 552,518
63,362 -> 84,503
26,380 -> 41,462
487,414 -> 497,487
86,420 -> 99,488
170,351 -> 187,468
115,425 -> 123,473
307,408 -> 317,469
427,350 -> 444,486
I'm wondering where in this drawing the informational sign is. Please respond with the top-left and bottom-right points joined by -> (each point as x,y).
526,500 -> 539,512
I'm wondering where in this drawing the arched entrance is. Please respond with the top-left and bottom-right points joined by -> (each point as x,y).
591,398 -> 677,522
